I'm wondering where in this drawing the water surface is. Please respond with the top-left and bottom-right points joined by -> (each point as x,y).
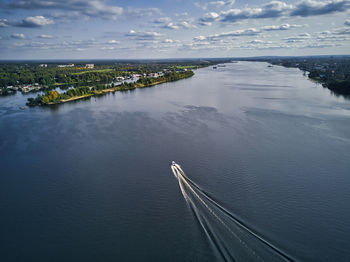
1,62 -> 350,261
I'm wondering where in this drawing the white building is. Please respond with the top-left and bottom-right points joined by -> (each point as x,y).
149,73 -> 159,78
116,76 -> 125,81
57,64 -> 74,68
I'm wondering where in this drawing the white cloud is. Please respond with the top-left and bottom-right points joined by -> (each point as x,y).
11,33 -> 25,39
178,21 -> 197,29
304,43 -> 341,48
125,7 -> 162,18
262,23 -> 304,31
220,1 -> 293,22
7,38 -> 127,52
7,0 -> 124,20
107,40 -> 120,44
193,35 -> 207,41
283,33 -> 311,42
194,28 -> 260,42
249,39 -> 266,44
291,0 -> 350,17
0,19 -> 9,27
100,46 -> 115,50
126,30 -> 162,40
154,17 -> 172,24
195,0 -> 235,10
316,33 -> 349,42
333,27 -> 350,35
162,22 -> 180,30
194,23 -> 304,43
18,16 -> 54,27
200,0 -> 350,24
156,17 -> 197,30
200,12 -> 219,23
38,34 -> 53,39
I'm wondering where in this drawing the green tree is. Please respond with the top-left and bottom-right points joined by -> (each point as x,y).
41,96 -> 50,104
48,90 -> 59,101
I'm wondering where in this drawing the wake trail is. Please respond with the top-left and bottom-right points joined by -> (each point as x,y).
171,163 -> 295,262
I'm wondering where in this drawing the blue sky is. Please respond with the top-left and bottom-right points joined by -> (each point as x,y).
0,0 -> 349,59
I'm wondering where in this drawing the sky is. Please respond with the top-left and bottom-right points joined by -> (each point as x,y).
0,0 -> 349,59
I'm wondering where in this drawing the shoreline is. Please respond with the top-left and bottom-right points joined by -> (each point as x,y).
32,71 -> 194,106
47,94 -> 94,104
264,61 -> 350,98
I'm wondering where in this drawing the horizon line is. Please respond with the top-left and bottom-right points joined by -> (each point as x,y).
0,54 -> 350,62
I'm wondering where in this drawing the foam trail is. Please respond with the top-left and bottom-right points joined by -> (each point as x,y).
175,167 -> 261,261
177,166 -> 290,259
171,165 -> 178,178
176,167 -> 243,261
171,163 -> 294,262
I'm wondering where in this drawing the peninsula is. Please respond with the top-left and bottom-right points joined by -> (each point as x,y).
26,69 -> 194,106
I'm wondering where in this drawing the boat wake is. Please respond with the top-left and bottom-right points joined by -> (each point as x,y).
171,161 -> 294,262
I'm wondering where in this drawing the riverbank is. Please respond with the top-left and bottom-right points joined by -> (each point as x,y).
27,70 -> 194,106
264,58 -> 350,97
233,57 -> 350,98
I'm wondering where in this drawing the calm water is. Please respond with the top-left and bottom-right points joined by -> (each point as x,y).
1,62 -> 350,261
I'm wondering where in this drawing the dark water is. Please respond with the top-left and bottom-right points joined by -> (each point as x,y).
1,62 -> 350,262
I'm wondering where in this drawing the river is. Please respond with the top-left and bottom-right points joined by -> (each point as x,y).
1,62 -> 350,261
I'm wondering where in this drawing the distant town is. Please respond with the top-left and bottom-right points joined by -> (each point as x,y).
1,63 -> 97,94
0,60 -> 212,97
